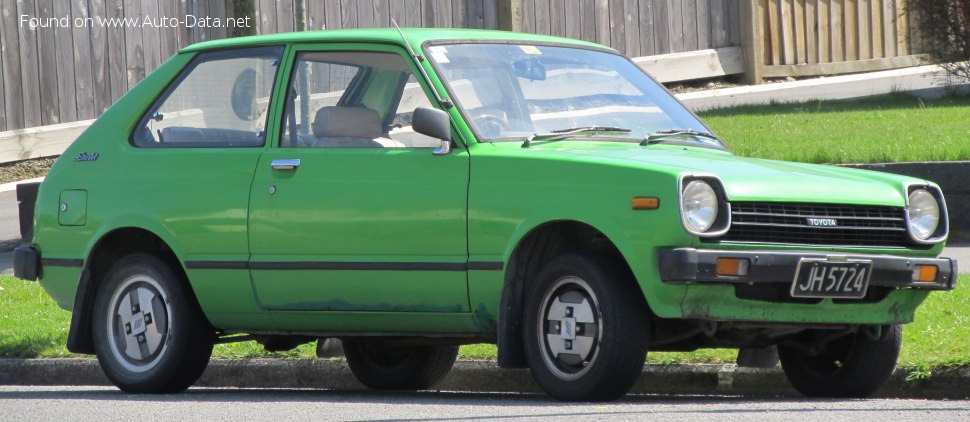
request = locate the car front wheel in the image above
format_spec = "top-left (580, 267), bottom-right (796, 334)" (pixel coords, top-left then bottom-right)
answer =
top-left (523, 253), bottom-right (650, 401)
top-left (92, 253), bottom-right (214, 393)
top-left (778, 324), bottom-right (901, 398)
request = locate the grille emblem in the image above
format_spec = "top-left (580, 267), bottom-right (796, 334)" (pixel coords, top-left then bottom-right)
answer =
top-left (806, 218), bottom-right (838, 227)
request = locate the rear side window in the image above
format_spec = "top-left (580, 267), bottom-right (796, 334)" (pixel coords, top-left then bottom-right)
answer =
top-left (132, 46), bottom-right (284, 147)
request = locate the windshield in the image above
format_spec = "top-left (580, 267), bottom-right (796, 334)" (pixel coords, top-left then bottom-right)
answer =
top-left (426, 43), bottom-right (722, 148)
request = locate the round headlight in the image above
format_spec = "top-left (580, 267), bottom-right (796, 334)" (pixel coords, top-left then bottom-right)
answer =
top-left (682, 180), bottom-right (719, 233)
top-left (907, 189), bottom-right (940, 241)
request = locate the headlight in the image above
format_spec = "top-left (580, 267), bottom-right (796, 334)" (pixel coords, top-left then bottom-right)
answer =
top-left (682, 180), bottom-right (719, 233)
top-left (907, 189), bottom-right (940, 241)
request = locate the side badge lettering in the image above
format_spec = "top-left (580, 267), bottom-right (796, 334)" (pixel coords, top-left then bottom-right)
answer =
top-left (73, 152), bottom-right (99, 162)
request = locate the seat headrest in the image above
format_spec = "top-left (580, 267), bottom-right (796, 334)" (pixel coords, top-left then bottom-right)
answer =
top-left (312, 106), bottom-right (383, 139)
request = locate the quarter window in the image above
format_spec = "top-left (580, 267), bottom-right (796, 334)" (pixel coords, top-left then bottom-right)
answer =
top-left (133, 46), bottom-right (284, 147)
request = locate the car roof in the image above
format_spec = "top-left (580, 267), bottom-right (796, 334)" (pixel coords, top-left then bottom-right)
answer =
top-left (181, 27), bottom-right (611, 53)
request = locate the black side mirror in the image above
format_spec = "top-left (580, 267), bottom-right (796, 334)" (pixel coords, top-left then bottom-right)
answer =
top-left (412, 107), bottom-right (451, 142)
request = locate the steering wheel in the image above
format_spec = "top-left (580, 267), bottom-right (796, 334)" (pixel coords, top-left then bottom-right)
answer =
top-left (474, 114), bottom-right (510, 138)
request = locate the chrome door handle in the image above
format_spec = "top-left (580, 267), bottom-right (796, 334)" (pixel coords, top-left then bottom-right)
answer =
top-left (271, 159), bottom-right (301, 170)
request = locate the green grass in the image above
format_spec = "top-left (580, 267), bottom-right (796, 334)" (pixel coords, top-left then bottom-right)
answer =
top-left (698, 92), bottom-right (970, 164)
top-left (2, 274), bottom-right (967, 369)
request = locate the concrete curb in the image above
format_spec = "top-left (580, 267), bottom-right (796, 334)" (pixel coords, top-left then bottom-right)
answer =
top-left (1, 358), bottom-right (967, 399)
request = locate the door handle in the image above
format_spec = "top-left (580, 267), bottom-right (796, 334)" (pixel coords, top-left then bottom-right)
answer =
top-left (271, 159), bottom-right (301, 170)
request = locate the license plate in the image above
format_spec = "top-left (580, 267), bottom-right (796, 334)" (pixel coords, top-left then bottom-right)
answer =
top-left (790, 258), bottom-right (872, 299)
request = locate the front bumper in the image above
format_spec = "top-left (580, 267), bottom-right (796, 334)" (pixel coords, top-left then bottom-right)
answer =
top-left (659, 248), bottom-right (957, 291)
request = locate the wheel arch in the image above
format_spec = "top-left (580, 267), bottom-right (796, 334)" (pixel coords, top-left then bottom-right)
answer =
top-left (496, 219), bottom-right (643, 368)
top-left (66, 225), bottom-right (199, 354)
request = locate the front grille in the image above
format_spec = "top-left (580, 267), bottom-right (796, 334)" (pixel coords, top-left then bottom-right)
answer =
top-left (704, 202), bottom-right (914, 248)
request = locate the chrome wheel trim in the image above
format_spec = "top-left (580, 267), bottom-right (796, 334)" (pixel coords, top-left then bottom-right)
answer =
top-left (536, 276), bottom-right (603, 381)
top-left (106, 275), bottom-right (172, 373)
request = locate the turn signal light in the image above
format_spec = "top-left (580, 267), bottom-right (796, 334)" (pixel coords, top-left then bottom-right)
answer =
top-left (716, 258), bottom-right (749, 276)
top-left (913, 265), bottom-right (938, 282)
top-left (632, 197), bottom-right (660, 210)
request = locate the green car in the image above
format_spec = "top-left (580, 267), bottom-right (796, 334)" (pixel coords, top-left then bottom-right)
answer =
top-left (13, 28), bottom-right (956, 401)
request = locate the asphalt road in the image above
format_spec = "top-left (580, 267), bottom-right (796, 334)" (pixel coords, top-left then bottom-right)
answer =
top-left (0, 386), bottom-right (967, 421)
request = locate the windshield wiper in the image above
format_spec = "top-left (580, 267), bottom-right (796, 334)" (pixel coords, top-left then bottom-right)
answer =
top-left (522, 126), bottom-right (631, 148)
top-left (640, 129), bottom-right (721, 146)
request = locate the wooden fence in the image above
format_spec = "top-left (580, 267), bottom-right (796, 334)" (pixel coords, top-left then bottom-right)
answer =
top-left (742, 0), bottom-right (926, 81)
top-left (518, 0), bottom-right (741, 58)
top-left (0, 0), bottom-right (228, 132)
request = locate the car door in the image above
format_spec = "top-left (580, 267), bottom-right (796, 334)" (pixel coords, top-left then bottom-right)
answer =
top-left (248, 43), bottom-right (471, 318)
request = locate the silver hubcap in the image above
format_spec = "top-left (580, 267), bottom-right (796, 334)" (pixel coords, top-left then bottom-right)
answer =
top-left (107, 275), bottom-right (171, 373)
top-left (537, 276), bottom-right (602, 380)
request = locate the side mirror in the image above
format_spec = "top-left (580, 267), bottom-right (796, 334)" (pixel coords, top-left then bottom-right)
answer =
top-left (412, 107), bottom-right (452, 155)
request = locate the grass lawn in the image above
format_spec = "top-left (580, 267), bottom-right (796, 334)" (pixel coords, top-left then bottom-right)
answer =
top-left (698, 93), bottom-right (970, 164)
top-left (2, 274), bottom-right (967, 370)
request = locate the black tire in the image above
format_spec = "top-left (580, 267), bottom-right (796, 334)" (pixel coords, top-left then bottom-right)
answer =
top-left (778, 324), bottom-right (902, 398)
top-left (92, 253), bottom-right (214, 393)
top-left (523, 253), bottom-right (650, 401)
top-left (343, 340), bottom-right (458, 390)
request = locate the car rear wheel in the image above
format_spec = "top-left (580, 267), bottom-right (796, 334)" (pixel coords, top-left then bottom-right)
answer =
top-left (523, 253), bottom-right (650, 401)
top-left (778, 324), bottom-right (901, 398)
top-left (92, 253), bottom-right (213, 393)
top-left (343, 340), bottom-right (458, 390)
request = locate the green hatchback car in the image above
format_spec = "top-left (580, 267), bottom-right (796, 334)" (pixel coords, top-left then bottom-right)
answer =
top-left (14, 28), bottom-right (956, 401)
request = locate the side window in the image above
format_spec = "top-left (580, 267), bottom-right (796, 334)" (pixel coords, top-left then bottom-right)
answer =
top-left (281, 51), bottom-right (441, 148)
top-left (133, 46), bottom-right (283, 147)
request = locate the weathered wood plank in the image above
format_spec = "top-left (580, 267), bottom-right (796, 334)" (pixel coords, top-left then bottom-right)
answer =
top-left (276, 0), bottom-right (294, 33)
top-left (669, 0), bottom-right (684, 52)
top-left (869, 0), bottom-right (881, 58)
top-left (520, 0), bottom-right (535, 32)
top-left (907, 4), bottom-right (922, 54)
top-left (564, 0), bottom-right (582, 39)
top-left (637, 0), bottom-right (656, 55)
top-left (306, 0), bottom-right (326, 29)
top-left (15, 0), bottom-right (41, 127)
top-left (534, 0), bottom-right (550, 35)
top-left (106, 0), bottom-right (127, 103)
top-left (830, 0), bottom-right (844, 62)
top-left (779, 0), bottom-right (795, 64)
top-left (36, 0), bottom-right (59, 125)
top-left (123, 0), bottom-right (145, 91)
top-left (793, 0), bottom-right (806, 64)
top-left (549, 0), bottom-right (564, 36)
top-left (212, 0), bottom-right (229, 39)
top-left (681, 0), bottom-right (697, 52)
top-left (881, 0), bottom-right (894, 57)
top-left (1, 0), bottom-right (25, 129)
top-left (696, 0), bottom-right (710, 50)
top-left (817, 0), bottom-right (830, 63)
top-left (341, 0), bottom-right (359, 29)
top-left (740, 0), bottom-right (765, 83)
top-left (51, 0), bottom-right (76, 123)
top-left (709, 0), bottom-right (726, 48)
top-left (435, 0), bottom-right (452, 26)
top-left (843, 0), bottom-right (857, 60)
top-left (624, 0), bottom-right (640, 56)
top-left (88, 0), bottom-right (111, 115)
top-left (727, 0), bottom-right (740, 45)
top-left (651, 0), bottom-right (669, 53)
top-left (805, 0), bottom-right (817, 64)
top-left (483, 0), bottom-right (498, 29)
top-left (141, 0), bottom-right (161, 74)
top-left (761, 53), bottom-right (924, 77)
top-left (766, 0), bottom-right (780, 65)
top-left (451, 0), bottom-right (466, 28)
top-left (422, 0), bottom-right (436, 27)
top-left (0, 34), bottom-right (5, 130)
top-left (895, 0), bottom-right (907, 56)
top-left (258, 0), bottom-right (277, 33)
top-left (158, 0), bottom-right (178, 58)
top-left (404, 0), bottom-right (422, 27)
top-left (608, 0), bottom-right (625, 54)
top-left (857, 0), bottom-right (870, 59)
top-left (71, 0), bottom-right (96, 120)
top-left (632, 46), bottom-right (745, 82)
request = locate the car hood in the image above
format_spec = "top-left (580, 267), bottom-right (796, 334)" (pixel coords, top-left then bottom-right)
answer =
top-left (531, 144), bottom-right (925, 207)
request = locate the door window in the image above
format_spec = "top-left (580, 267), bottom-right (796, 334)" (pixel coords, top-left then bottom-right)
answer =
top-left (132, 46), bottom-right (283, 147)
top-left (281, 51), bottom-right (440, 148)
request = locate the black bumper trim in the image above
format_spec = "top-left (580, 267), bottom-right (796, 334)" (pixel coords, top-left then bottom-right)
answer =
top-left (658, 248), bottom-right (957, 290)
top-left (40, 258), bottom-right (84, 267)
top-left (13, 246), bottom-right (39, 281)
